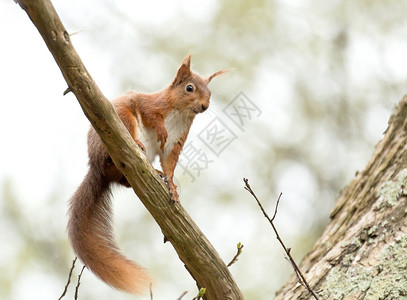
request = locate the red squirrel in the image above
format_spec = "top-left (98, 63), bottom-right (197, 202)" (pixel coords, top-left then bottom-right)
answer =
top-left (67, 54), bottom-right (226, 294)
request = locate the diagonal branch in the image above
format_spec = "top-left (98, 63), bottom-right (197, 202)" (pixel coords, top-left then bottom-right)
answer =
top-left (14, 0), bottom-right (242, 299)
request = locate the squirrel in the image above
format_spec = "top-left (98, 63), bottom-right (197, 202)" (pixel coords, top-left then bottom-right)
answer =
top-left (67, 54), bottom-right (226, 294)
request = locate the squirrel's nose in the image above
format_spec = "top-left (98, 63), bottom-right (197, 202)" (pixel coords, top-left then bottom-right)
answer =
top-left (201, 104), bottom-right (208, 111)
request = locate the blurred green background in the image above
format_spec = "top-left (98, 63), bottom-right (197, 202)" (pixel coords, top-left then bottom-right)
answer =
top-left (1, 0), bottom-right (407, 299)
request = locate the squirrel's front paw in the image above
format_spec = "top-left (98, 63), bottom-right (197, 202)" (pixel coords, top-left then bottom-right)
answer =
top-left (156, 129), bottom-right (168, 152)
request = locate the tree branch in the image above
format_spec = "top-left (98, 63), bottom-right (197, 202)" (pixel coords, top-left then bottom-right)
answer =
top-left (14, 0), bottom-right (242, 299)
top-left (243, 180), bottom-right (319, 299)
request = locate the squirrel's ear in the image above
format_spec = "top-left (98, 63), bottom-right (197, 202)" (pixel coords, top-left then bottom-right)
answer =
top-left (181, 54), bottom-right (192, 69)
top-left (206, 69), bottom-right (230, 84)
top-left (172, 54), bottom-right (192, 86)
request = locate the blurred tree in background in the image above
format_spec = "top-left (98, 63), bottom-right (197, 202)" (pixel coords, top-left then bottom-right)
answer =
top-left (1, 0), bottom-right (407, 299)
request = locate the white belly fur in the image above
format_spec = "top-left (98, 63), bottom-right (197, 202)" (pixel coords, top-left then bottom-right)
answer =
top-left (136, 111), bottom-right (191, 164)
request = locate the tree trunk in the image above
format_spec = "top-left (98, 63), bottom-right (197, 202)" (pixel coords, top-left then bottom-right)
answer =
top-left (275, 95), bottom-right (407, 299)
top-left (14, 0), bottom-right (243, 299)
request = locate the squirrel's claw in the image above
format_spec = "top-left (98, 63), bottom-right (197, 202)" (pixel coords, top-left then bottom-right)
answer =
top-left (169, 190), bottom-right (180, 203)
top-left (162, 175), bottom-right (179, 203)
top-left (156, 169), bottom-right (165, 178)
top-left (135, 140), bottom-right (147, 153)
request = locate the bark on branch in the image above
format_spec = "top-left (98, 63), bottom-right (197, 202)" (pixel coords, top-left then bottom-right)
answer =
top-left (14, 0), bottom-right (243, 299)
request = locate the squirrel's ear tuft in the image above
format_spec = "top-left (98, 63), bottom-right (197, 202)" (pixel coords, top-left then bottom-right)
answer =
top-left (206, 69), bottom-right (230, 84)
top-left (181, 54), bottom-right (192, 69)
top-left (172, 54), bottom-right (192, 86)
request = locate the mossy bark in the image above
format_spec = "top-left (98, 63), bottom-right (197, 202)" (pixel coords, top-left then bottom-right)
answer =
top-left (275, 96), bottom-right (407, 299)
top-left (14, 0), bottom-right (243, 299)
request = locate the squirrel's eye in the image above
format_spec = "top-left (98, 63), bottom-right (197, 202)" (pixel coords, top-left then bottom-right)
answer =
top-left (186, 84), bottom-right (194, 92)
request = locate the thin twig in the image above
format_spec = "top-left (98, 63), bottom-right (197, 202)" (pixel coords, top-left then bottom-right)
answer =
top-left (227, 242), bottom-right (244, 267)
top-left (74, 265), bottom-right (86, 300)
top-left (271, 192), bottom-right (282, 222)
top-left (58, 257), bottom-right (77, 300)
top-left (285, 256), bottom-right (303, 285)
top-left (176, 291), bottom-right (188, 300)
top-left (243, 178), bottom-right (320, 300)
top-left (150, 282), bottom-right (153, 300)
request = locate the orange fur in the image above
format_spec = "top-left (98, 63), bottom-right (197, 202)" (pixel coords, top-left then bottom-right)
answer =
top-left (68, 54), bottom-right (225, 294)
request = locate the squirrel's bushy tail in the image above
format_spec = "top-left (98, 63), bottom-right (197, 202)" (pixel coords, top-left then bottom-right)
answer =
top-left (67, 167), bottom-right (151, 294)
